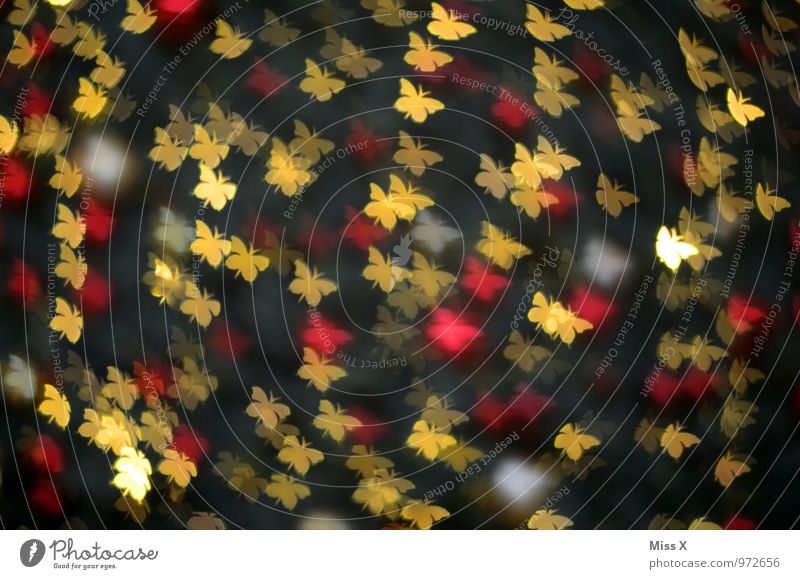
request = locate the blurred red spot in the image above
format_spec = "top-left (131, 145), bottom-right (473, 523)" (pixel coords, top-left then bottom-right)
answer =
top-left (208, 322), bottom-right (252, 360)
top-left (173, 425), bottom-right (209, 463)
top-left (247, 60), bottom-right (288, 98)
top-left (22, 83), bottom-right (52, 117)
top-left (727, 295), bottom-right (765, 334)
top-left (132, 361), bottom-right (166, 399)
top-left (1, 156), bottom-right (33, 204)
top-left (347, 406), bottom-right (388, 446)
top-left (30, 480), bottom-right (62, 517)
top-left (346, 120), bottom-right (389, 163)
top-left (647, 368), bottom-right (714, 406)
top-left (569, 285), bottom-right (614, 327)
top-left (542, 179), bottom-right (576, 218)
top-left (8, 259), bottom-right (41, 304)
top-left (342, 206), bottom-right (389, 250)
top-left (84, 200), bottom-right (113, 244)
top-left (459, 256), bottom-right (509, 303)
top-left (75, 268), bottom-right (110, 314)
top-left (301, 313), bottom-right (353, 353)
top-left (491, 90), bottom-right (532, 132)
top-left (724, 515), bottom-right (756, 530)
top-left (31, 22), bottom-right (55, 60)
top-left (573, 44), bottom-right (610, 85)
top-left (425, 308), bottom-right (483, 356)
top-left (26, 435), bottom-right (65, 475)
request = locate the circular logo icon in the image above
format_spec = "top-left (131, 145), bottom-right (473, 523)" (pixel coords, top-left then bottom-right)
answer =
top-left (20, 539), bottom-right (46, 567)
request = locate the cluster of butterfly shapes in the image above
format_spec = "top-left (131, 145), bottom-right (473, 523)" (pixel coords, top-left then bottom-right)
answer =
top-left (0, 0), bottom-right (795, 529)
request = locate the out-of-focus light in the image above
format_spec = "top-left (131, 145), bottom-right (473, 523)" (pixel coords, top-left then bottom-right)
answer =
top-left (580, 237), bottom-right (631, 289)
top-left (79, 134), bottom-right (130, 191)
top-left (299, 511), bottom-right (349, 530)
top-left (112, 447), bottom-right (152, 502)
top-left (490, 456), bottom-right (553, 510)
top-left (45, 0), bottom-right (73, 6)
top-left (655, 226), bottom-right (699, 272)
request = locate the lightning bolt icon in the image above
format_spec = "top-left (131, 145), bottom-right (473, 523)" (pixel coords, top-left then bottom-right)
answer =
top-left (28, 542), bottom-right (38, 563)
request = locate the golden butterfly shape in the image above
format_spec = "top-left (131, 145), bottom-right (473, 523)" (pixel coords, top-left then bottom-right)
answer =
top-left (503, 330), bottom-right (552, 372)
top-left (395, 78), bottom-right (444, 123)
top-left (345, 445), bottom-right (395, 478)
top-left (527, 509), bottom-right (573, 530)
top-left (407, 419), bottom-right (456, 460)
top-left (225, 236), bottom-right (270, 282)
top-left (533, 47), bottom-right (579, 86)
top-left (245, 386), bottom-right (290, 431)
top-left (73, 78), bottom-right (108, 119)
top-left (290, 119), bottom-right (334, 165)
top-left (313, 400), bottom-right (362, 442)
top-left (660, 422), bottom-right (700, 459)
top-left (52, 203), bottom-right (85, 248)
top-left (49, 155), bottom-right (83, 197)
top-left (364, 174), bottom-right (433, 230)
top-left (265, 138), bottom-right (312, 196)
top-left (297, 347), bottom-right (347, 393)
top-left (533, 77), bottom-right (580, 118)
top-left (755, 182), bottom-right (790, 220)
top-left (336, 38), bottom-right (383, 79)
top-left (525, 4), bottom-right (571, 42)
top-left (509, 183), bottom-right (559, 220)
top-left (189, 125), bottom-right (229, 169)
top-left (265, 474), bottom-right (310, 510)
top-left (427, 2), bottom-right (476, 40)
top-left (210, 20), bottom-right (252, 59)
top-left (9, 30), bottom-right (36, 68)
top-left (401, 500), bottom-right (449, 530)
top-left (277, 436), bottom-right (324, 476)
top-left (121, 0), bottom-right (157, 34)
top-left (610, 74), bottom-right (655, 117)
top-left (259, 9), bottom-right (300, 47)
top-left (50, 297), bottom-right (83, 344)
top-left (90, 50), bottom-right (126, 89)
top-left (715, 452), bottom-right (751, 488)
top-left (55, 244), bottom-right (87, 290)
top-left (180, 287), bottom-right (221, 328)
top-left (190, 220), bottom-right (231, 267)
top-left (112, 447), bottom-right (152, 502)
top-left (394, 130), bottom-right (443, 176)
top-left (158, 450), bottom-right (197, 488)
top-left (149, 127), bottom-right (188, 171)
top-left (420, 395), bottom-right (467, 433)
top-left (51, 11), bottom-right (80, 45)
top-left (534, 135), bottom-right (580, 180)
top-left (300, 59), bottom-right (345, 102)
top-left (656, 226), bottom-right (699, 272)
top-left (289, 259), bottom-right (337, 306)
top-left (727, 88), bottom-right (765, 127)
top-left (39, 383), bottom-right (71, 429)
top-left (511, 143), bottom-right (542, 189)
top-left (0, 115), bottom-right (19, 154)
top-left (404, 31), bottom-right (452, 72)
top-left (554, 423), bottom-right (600, 461)
top-left (596, 173), bottom-right (638, 217)
top-left (363, 246), bottom-right (412, 293)
top-left (634, 418), bottom-right (664, 454)
top-left (410, 251), bottom-right (455, 298)
top-left (617, 108), bottom-right (661, 142)
top-left (475, 154), bottom-right (515, 200)
top-left (475, 221), bottom-right (531, 270)
top-left (193, 164), bottom-right (236, 210)
top-left (7, 0), bottom-right (36, 27)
